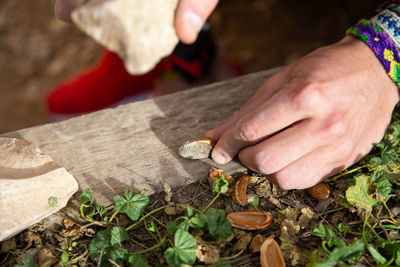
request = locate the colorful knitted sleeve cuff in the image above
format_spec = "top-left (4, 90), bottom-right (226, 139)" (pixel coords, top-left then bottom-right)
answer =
top-left (346, 19), bottom-right (400, 86)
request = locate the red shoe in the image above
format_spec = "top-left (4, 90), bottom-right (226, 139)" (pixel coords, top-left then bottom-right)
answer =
top-left (46, 50), bottom-right (155, 118)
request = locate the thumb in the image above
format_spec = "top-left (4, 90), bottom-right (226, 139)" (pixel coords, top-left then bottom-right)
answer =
top-left (55, 0), bottom-right (88, 23)
top-left (175, 0), bottom-right (219, 44)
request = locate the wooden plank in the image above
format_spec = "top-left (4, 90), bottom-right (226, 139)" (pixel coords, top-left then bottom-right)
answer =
top-left (2, 69), bottom-right (278, 205)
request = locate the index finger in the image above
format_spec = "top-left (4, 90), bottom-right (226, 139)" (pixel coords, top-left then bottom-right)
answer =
top-left (204, 67), bottom-right (288, 141)
top-left (211, 83), bottom-right (310, 164)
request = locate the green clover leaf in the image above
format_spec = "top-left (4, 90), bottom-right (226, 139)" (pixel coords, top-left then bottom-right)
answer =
top-left (212, 175), bottom-right (229, 194)
top-left (372, 171), bottom-right (392, 199)
top-left (164, 229), bottom-right (197, 267)
top-left (127, 255), bottom-right (149, 267)
top-left (167, 219), bottom-right (190, 235)
top-left (346, 174), bottom-right (377, 215)
top-left (79, 188), bottom-right (94, 205)
top-left (89, 229), bottom-right (112, 266)
top-left (204, 208), bottom-right (232, 240)
top-left (48, 196), bottom-right (58, 208)
top-left (313, 223), bottom-right (346, 248)
top-left (189, 213), bottom-right (207, 229)
top-left (15, 257), bottom-right (38, 267)
top-left (114, 189), bottom-right (149, 221)
top-left (111, 226), bottom-right (130, 246)
top-left (89, 227), bottom-right (129, 266)
top-left (323, 240), bottom-right (365, 265)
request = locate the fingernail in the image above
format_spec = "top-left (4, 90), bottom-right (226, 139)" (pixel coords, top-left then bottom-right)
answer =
top-left (212, 151), bottom-right (227, 164)
top-left (183, 10), bottom-right (204, 35)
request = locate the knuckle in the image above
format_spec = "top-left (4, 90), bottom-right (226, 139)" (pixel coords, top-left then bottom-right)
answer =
top-left (235, 122), bottom-right (258, 142)
top-left (335, 139), bottom-right (354, 159)
top-left (254, 153), bottom-right (278, 175)
top-left (273, 171), bottom-right (296, 190)
top-left (229, 109), bottom-right (242, 122)
top-left (320, 116), bottom-right (347, 138)
top-left (290, 82), bottom-right (326, 113)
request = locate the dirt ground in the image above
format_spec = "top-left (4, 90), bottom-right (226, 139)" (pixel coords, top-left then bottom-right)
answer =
top-left (0, 171), bottom-right (357, 266)
top-left (0, 0), bottom-right (381, 134)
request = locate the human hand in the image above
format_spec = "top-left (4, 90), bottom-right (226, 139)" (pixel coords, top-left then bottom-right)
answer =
top-left (204, 36), bottom-right (400, 189)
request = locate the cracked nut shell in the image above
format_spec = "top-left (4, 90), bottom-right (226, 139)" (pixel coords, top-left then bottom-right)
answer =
top-left (306, 183), bottom-right (330, 201)
top-left (231, 175), bottom-right (252, 206)
top-left (249, 234), bottom-right (267, 253)
top-left (226, 210), bottom-right (273, 230)
top-left (260, 236), bottom-right (285, 267)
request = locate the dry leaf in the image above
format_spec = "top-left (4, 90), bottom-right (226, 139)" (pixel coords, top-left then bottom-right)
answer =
top-left (178, 137), bottom-right (215, 159)
top-left (38, 247), bottom-right (57, 267)
top-left (232, 228), bottom-right (248, 238)
top-left (63, 217), bottom-right (80, 229)
top-left (234, 232), bottom-right (252, 251)
top-left (249, 234), bottom-right (267, 253)
top-left (254, 177), bottom-right (287, 198)
top-left (306, 183), bottom-right (330, 201)
top-left (226, 210), bottom-right (273, 230)
top-left (161, 181), bottom-right (172, 203)
top-left (24, 231), bottom-right (41, 249)
top-left (61, 228), bottom-right (84, 240)
top-left (315, 198), bottom-right (334, 212)
top-left (298, 207), bottom-right (315, 229)
top-left (260, 236), bottom-right (285, 267)
top-left (196, 243), bottom-right (220, 264)
top-left (164, 204), bottom-right (187, 215)
top-left (231, 175), bottom-right (252, 206)
top-left (62, 217), bottom-right (84, 240)
top-left (1, 238), bottom-right (16, 253)
top-left (279, 207), bottom-right (299, 221)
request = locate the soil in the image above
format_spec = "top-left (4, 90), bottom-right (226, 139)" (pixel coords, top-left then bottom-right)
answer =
top-left (0, 0), bottom-right (381, 133)
top-left (0, 170), bottom-right (350, 266)
top-left (3, 166), bottom-right (398, 266)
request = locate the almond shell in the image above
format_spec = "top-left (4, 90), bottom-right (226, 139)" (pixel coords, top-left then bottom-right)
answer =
top-left (260, 236), bottom-right (285, 267)
top-left (226, 210), bottom-right (273, 230)
top-left (249, 234), bottom-right (267, 253)
top-left (231, 175), bottom-right (252, 206)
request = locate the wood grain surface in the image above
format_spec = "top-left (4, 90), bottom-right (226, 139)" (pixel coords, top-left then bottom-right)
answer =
top-left (1, 69), bottom-right (278, 205)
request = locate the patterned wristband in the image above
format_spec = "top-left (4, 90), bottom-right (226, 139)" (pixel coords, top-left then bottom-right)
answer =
top-left (346, 19), bottom-right (400, 86)
top-left (372, 9), bottom-right (400, 47)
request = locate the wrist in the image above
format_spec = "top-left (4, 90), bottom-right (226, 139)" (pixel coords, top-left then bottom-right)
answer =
top-left (338, 35), bottom-right (400, 103)
top-left (346, 19), bottom-right (400, 90)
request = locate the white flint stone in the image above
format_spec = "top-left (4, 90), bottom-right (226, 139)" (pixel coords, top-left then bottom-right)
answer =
top-left (72, 0), bottom-right (179, 74)
top-left (0, 138), bottom-right (78, 241)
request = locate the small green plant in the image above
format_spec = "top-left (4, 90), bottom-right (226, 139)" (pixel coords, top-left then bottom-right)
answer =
top-left (48, 196), bottom-right (58, 208)
top-left (15, 257), bottom-right (38, 267)
top-left (73, 173), bottom-right (233, 266)
top-left (311, 110), bottom-right (400, 265)
top-left (62, 241), bottom-right (77, 252)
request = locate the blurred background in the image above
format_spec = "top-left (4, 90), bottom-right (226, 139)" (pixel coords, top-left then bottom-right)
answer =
top-left (0, 0), bottom-right (381, 133)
